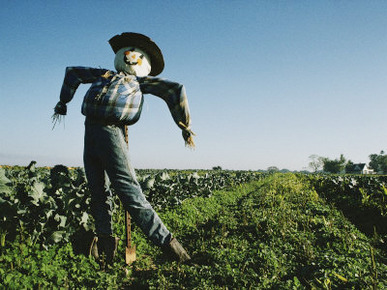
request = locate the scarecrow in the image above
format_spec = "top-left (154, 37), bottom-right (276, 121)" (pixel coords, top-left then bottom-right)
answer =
top-left (52, 32), bottom-right (194, 266)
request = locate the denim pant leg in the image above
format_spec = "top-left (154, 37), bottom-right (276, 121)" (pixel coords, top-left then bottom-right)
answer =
top-left (84, 121), bottom-right (172, 247)
top-left (84, 129), bottom-right (114, 235)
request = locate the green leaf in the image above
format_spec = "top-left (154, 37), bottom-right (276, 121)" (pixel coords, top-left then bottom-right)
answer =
top-left (0, 196), bottom-right (10, 205)
top-left (143, 177), bottom-right (155, 190)
top-left (29, 181), bottom-right (46, 206)
top-left (54, 214), bottom-right (67, 228)
top-left (50, 231), bottom-right (65, 243)
top-left (45, 209), bottom-right (55, 220)
top-left (80, 212), bottom-right (90, 230)
top-left (0, 168), bottom-right (12, 194)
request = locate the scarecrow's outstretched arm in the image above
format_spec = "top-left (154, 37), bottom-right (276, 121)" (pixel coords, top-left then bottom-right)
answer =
top-left (58, 66), bottom-right (109, 107)
top-left (52, 67), bottom-right (109, 127)
top-left (138, 76), bottom-right (195, 147)
top-left (138, 76), bottom-right (195, 148)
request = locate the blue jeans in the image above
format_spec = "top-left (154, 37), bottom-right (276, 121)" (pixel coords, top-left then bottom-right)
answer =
top-left (83, 119), bottom-right (172, 247)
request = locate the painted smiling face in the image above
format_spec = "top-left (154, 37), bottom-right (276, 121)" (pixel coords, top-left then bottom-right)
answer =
top-left (114, 47), bottom-right (151, 76)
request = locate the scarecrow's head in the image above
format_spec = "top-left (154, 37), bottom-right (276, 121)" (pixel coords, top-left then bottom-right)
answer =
top-left (114, 47), bottom-right (151, 76)
top-left (109, 32), bottom-right (164, 76)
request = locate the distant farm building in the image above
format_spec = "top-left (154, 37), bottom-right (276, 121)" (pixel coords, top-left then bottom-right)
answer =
top-left (346, 163), bottom-right (374, 174)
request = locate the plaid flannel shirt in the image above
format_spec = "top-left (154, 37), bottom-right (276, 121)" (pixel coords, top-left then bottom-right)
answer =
top-left (59, 66), bottom-right (192, 134)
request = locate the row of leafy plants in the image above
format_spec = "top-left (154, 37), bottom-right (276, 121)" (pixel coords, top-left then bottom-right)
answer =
top-left (149, 173), bottom-right (387, 289)
top-left (304, 173), bottom-right (387, 251)
top-left (1, 172), bottom-right (387, 288)
top-left (0, 162), bottom-right (262, 250)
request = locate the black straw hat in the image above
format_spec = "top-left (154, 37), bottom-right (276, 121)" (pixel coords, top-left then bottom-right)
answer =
top-left (108, 32), bottom-right (164, 76)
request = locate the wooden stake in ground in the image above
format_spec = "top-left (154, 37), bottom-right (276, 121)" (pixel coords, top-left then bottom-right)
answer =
top-left (125, 211), bottom-right (136, 264)
top-left (124, 125), bottom-right (136, 264)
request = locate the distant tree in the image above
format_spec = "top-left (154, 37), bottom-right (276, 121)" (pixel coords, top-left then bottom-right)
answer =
top-left (322, 154), bottom-right (346, 174)
top-left (345, 160), bottom-right (354, 173)
top-left (267, 166), bottom-right (279, 173)
top-left (212, 166), bottom-right (222, 170)
top-left (369, 151), bottom-right (387, 174)
top-left (308, 154), bottom-right (324, 172)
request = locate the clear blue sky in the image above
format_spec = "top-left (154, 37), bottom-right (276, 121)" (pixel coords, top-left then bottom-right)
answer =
top-left (1, 1), bottom-right (387, 171)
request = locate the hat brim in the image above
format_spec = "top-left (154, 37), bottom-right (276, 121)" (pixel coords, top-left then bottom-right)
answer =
top-left (109, 32), bottom-right (164, 76)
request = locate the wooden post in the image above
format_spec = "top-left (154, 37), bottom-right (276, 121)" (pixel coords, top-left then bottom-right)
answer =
top-left (124, 125), bottom-right (136, 264)
top-left (125, 210), bottom-right (136, 264)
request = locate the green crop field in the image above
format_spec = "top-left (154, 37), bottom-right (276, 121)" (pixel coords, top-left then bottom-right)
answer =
top-left (0, 163), bottom-right (386, 288)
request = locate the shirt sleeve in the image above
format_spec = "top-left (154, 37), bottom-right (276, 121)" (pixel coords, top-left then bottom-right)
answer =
top-left (137, 76), bottom-right (192, 132)
top-left (59, 66), bottom-right (110, 104)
